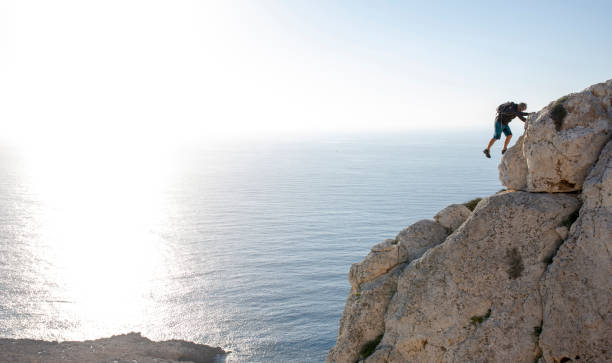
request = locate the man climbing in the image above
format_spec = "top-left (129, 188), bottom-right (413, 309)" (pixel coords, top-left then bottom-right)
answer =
top-left (483, 102), bottom-right (530, 158)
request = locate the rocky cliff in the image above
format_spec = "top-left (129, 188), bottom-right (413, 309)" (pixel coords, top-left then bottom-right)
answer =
top-left (328, 80), bottom-right (611, 363)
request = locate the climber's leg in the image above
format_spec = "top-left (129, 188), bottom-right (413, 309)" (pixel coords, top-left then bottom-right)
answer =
top-left (487, 138), bottom-right (496, 150)
top-left (502, 125), bottom-right (512, 154)
top-left (484, 121), bottom-right (503, 158)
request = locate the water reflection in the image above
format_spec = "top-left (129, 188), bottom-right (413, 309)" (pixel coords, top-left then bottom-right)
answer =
top-left (4, 146), bottom-right (175, 340)
top-left (1, 133), bottom-right (504, 361)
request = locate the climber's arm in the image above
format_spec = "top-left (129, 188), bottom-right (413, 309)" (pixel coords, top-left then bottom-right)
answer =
top-left (517, 111), bottom-right (530, 122)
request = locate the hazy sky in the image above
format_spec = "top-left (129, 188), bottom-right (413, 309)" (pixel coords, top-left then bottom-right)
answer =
top-left (1, 0), bottom-right (611, 148)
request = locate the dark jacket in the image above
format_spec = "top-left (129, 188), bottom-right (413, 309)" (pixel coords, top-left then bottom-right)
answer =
top-left (496, 102), bottom-right (529, 125)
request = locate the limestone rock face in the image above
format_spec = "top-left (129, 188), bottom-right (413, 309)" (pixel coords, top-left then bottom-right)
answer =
top-left (349, 220), bottom-right (448, 289)
top-left (349, 239), bottom-right (401, 288)
top-left (540, 140), bottom-right (612, 362)
top-left (327, 266), bottom-right (404, 363)
top-left (329, 220), bottom-right (449, 363)
top-left (433, 204), bottom-right (472, 232)
top-left (374, 192), bottom-right (579, 363)
top-left (499, 79), bottom-right (612, 192)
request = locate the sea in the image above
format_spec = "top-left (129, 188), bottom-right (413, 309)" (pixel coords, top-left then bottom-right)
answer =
top-left (0, 130), bottom-right (507, 362)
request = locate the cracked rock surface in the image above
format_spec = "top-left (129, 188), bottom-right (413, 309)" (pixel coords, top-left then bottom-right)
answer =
top-left (373, 192), bottom-right (578, 363)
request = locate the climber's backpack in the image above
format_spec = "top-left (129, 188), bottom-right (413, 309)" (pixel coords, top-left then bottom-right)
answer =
top-left (496, 102), bottom-right (515, 115)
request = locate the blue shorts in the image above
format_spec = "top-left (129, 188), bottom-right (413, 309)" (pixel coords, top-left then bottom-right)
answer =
top-left (493, 121), bottom-right (512, 140)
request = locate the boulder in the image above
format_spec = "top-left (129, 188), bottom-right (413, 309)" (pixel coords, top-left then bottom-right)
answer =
top-left (540, 140), bottom-right (612, 362)
top-left (396, 219), bottom-right (448, 262)
top-left (499, 79), bottom-right (612, 192)
top-left (434, 204), bottom-right (472, 232)
top-left (499, 134), bottom-right (528, 190)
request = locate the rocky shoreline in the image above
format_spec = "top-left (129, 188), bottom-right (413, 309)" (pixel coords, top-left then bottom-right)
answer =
top-left (0, 332), bottom-right (227, 363)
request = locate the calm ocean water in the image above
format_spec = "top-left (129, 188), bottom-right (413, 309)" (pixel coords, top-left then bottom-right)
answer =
top-left (0, 130), bottom-right (506, 362)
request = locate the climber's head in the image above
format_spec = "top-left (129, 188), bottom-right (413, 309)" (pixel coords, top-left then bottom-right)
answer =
top-left (518, 103), bottom-right (527, 111)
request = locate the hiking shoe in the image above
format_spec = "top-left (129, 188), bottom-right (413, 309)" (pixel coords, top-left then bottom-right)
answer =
top-left (483, 149), bottom-right (491, 158)
top-left (502, 148), bottom-right (507, 155)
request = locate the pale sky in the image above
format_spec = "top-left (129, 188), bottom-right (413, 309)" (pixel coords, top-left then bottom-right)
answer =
top-left (1, 0), bottom-right (611, 149)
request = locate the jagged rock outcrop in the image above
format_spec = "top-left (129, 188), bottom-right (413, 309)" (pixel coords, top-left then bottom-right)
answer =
top-left (329, 265), bottom-right (405, 363)
top-left (329, 220), bottom-right (449, 363)
top-left (500, 79), bottom-right (612, 192)
top-left (329, 80), bottom-right (612, 363)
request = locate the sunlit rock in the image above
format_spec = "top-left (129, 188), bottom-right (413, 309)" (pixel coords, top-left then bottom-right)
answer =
top-left (433, 204), bottom-right (472, 232)
top-left (376, 192), bottom-right (578, 362)
top-left (499, 134), bottom-right (528, 190)
top-left (540, 140), bottom-right (612, 362)
top-left (329, 220), bottom-right (448, 363)
top-left (500, 79), bottom-right (612, 192)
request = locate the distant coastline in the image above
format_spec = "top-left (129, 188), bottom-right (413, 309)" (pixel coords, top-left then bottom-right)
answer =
top-left (0, 332), bottom-right (227, 363)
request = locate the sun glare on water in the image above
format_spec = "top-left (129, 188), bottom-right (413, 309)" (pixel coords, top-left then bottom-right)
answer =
top-left (16, 143), bottom-right (180, 339)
